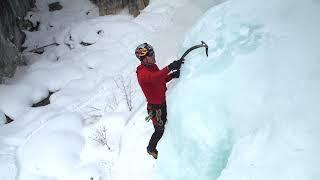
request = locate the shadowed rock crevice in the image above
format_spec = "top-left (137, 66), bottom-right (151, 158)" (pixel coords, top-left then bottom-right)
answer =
top-left (32, 91), bottom-right (54, 107)
top-left (49, 2), bottom-right (63, 11)
top-left (5, 115), bottom-right (14, 124)
top-left (80, 41), bottom-right (95, 46)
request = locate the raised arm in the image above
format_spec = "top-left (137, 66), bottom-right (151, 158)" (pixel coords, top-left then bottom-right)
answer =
top-left (138, 67), bottom-right (170, 83)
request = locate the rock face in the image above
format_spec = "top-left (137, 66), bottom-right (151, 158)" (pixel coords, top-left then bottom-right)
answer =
top-left (0, 0), bottom-right (35, 83)
top-left (48, 2), bottom-right (63, 12)
top-left (0, 0), bottom-right (148, 83)
top-left (93, 0), bottom-right (149, 17)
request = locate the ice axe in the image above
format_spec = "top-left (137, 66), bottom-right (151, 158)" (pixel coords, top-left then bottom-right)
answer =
top-left (180, 41), bottom-right (208, 60)
top-left (177, 41), bottom-right (209, 70)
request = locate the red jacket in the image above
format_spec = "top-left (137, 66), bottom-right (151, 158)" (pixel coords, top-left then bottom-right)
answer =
top-left (136, 63), bottom-right (172, 105)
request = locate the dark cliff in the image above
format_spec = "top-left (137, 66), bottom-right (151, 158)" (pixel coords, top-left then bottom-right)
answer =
top-left (0, 0), bottom-right (35, 83)
top-left (92, 0), bottom-right (149, 17)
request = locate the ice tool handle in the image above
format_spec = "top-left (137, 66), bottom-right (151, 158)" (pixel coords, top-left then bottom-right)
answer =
top-left (179, 41), bottom-right (209, 61)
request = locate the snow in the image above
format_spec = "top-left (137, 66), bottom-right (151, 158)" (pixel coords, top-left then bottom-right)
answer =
top-left (0, 110), bottom-right (5, 125)
top-left (18, 113), bottom-right (84, 177)
top-left (1, 0), bottom-right (320, 179)
top-left (0, 0), bottom-right (217, 179)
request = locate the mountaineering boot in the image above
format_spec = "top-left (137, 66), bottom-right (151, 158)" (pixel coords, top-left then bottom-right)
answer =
top-left (147, 148), bottom-right (158, 159)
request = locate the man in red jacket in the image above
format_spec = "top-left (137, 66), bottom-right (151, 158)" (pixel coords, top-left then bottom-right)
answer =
top-left (135, 43), bottom-right (183, 159)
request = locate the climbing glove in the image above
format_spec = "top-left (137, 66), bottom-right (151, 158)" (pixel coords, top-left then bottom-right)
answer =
top-left (168, 59), bottom-right (184, 71)
top-left (170, 70), bottom-right (180, 79)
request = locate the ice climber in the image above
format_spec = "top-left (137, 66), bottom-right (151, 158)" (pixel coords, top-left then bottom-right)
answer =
top-left (135, 43), bottom-right (184, 159)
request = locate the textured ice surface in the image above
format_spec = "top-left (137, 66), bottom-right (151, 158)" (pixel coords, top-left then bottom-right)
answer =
top-left (158, 0), bottom-right (320, 179)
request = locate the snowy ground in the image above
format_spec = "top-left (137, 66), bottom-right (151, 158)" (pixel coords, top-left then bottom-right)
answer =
top-left (2, 0), bottom-right (320, 180)
top-left (0, 0), bottom-right (218, 179)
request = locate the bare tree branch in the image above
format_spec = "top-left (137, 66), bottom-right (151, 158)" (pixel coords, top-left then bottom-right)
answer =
top-left (90, 125), bottom-right (111, 150)
top-left (113, 75), bottom-right (136, 111)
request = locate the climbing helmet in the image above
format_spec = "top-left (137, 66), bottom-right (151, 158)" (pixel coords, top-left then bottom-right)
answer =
top-left (135, 43), bottom-right (154, 60)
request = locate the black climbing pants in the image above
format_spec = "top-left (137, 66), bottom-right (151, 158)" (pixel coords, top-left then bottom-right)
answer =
top-left (147, 103), bottom-right (167, 152)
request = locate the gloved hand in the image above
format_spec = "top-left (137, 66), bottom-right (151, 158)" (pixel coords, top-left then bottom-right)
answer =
top-left (168, 59), bottom-right (184, 71)
top-left (170, 70), bottom-right (180, 79)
